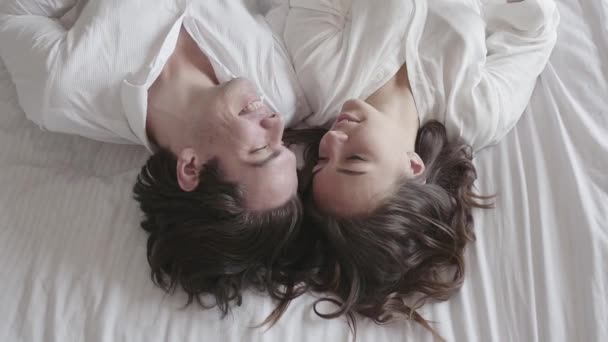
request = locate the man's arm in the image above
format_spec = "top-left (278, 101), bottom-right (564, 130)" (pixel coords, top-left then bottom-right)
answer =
top-left (0, 0), bottom-right (72, 130)
top-left (0, 0), bottom-right (76, 17)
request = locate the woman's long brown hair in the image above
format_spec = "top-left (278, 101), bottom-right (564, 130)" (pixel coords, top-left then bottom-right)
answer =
top-left (283, 120), bottom-right (494, 340)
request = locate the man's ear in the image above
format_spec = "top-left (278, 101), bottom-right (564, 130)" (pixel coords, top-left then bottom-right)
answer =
top-left (407, 152), bottom-right (426, 177)
top-left (176, 148), bottom-right (204, 192)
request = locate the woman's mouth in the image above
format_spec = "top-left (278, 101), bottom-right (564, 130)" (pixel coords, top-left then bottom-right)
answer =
top-left (335, 113), bottom-right (360, 124)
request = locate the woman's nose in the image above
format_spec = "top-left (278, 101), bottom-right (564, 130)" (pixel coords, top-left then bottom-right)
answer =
top-left (327, 130), bottom-right (348, 143)
top-left (320, 130), bottom-right (348, 157)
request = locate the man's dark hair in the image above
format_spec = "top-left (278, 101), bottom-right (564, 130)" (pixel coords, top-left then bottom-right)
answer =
top-left (133, 149), bottom-right (311, 321)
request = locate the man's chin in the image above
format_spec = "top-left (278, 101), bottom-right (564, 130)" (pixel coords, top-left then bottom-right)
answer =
top-left (243, 180), bottom-right (298, 211)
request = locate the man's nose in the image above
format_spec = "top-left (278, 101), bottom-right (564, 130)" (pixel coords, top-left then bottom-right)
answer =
top-left (262, 113), bottom-right (285, 146)
top-left (260, 112), bottom-right (282, 129)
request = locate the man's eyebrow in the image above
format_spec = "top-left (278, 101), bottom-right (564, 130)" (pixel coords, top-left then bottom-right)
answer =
top-left (247, 150), bottom-right (281, 168)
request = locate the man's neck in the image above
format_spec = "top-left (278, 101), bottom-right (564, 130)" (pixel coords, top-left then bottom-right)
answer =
top-left (146, 27), bottom-right (218, 152)
top-left (169, 27), bottom-right (218, 85)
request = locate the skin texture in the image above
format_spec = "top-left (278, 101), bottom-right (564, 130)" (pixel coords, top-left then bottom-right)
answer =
top-left (312, 65), bottom-right (425, 216)
top-left (146, 27), bottom-right (298, 211)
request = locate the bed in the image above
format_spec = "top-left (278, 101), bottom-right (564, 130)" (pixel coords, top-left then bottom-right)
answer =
top-left (0, 0), bottom-right (606, 341)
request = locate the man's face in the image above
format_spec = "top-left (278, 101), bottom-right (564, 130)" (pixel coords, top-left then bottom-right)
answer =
top-left (186, 78), bottom-right (298, 211)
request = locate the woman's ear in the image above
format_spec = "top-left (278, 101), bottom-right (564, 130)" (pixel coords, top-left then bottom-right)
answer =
top-left (407, 152), bottom-right (425, 177)
top-left (176, 148), bottom-right (203, 192)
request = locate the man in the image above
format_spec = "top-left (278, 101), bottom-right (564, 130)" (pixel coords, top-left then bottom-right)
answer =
top-left (0, 0), bottom-right (311, 313)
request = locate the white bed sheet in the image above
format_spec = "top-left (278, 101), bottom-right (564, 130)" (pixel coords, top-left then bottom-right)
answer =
top-left (1, 0), bottom-right (606, 341)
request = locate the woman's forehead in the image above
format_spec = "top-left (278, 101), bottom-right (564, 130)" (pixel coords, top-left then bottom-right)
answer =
top-left (313, 170), bottom-right (397, 216)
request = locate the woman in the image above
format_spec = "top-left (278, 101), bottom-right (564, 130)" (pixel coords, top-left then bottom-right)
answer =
top-left (282, 0), bottom-right (559, 337)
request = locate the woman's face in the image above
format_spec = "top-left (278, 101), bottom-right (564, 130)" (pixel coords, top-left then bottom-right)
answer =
top-left (312, 99), bottom-right (420, 216)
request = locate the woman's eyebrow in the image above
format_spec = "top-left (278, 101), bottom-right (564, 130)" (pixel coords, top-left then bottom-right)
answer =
top-left (312, 167), bottom-right (366, 177)
top-left (337, 168), bottom-right (366, 176)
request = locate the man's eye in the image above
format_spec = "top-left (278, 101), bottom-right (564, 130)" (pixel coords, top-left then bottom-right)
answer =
top-left (347, 155), bottom-right (365, 161)
top-left (251, 145), bottom-right (268, 153)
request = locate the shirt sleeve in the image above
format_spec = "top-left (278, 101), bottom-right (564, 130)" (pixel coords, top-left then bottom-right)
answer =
top-left (445, 0), bottom-right (560, 150)
top-left (0, 0), bottom-right (76, 17)
top-left (0, 10), bottom-right (68, 130)
top-left (0, 1), bottom-right (126, 143)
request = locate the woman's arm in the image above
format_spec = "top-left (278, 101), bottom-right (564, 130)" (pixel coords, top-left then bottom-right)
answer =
top-left (427, 0), bottom-right (560, 150)
top-left (479, 0), bottom-right (560, 148)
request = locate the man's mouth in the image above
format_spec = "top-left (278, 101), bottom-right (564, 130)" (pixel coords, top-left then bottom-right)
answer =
top-left (239, 99), bottom-right (266, 115)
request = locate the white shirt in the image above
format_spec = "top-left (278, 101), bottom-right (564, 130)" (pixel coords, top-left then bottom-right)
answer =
top-left (0, 0), bottom-right (310, 152)
top-left (282, 0), bottom-right (560, 151)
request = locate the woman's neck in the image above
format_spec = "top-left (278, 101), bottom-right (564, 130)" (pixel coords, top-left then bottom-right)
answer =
top-left (366, 64), bottom-right (420, 148)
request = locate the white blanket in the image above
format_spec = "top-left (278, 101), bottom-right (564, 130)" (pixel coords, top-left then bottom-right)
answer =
top-left (0, 0), bottom-right (606, 341)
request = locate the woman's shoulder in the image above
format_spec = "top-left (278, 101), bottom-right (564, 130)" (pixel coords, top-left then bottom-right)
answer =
top-left (284, 0), bottom-right (423, 126)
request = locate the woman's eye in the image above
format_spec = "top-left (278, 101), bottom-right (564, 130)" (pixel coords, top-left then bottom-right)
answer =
top-left (347, 155), bottom-right (365, 161)
top-left (312, 157), bottom-right (327, 174)
top-left (312, 163), bottom-right (324, 175)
